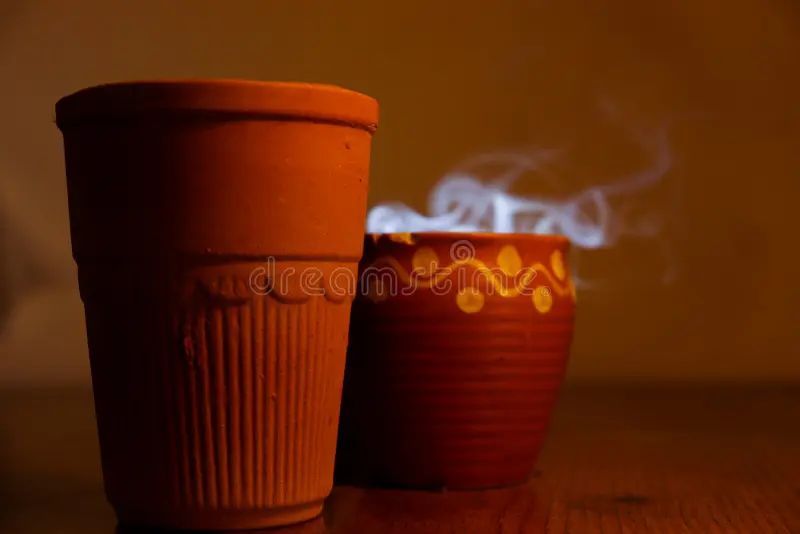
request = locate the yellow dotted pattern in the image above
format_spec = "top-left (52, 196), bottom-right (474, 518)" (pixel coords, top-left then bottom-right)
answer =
top-left (456, 287), bottom-right (485, 313)
top-left (365, 243), bottom-right (572, 314)
top-left (388, 232), bottom-right (415, 245)
top-left (550, 250), bottom-right (566, 281)
top-left (533, 286), bottom-right (553, 313)
top-left (412, 246), bottom-right (439, 276)
top-left (497, 245), bottom-right (523, 275)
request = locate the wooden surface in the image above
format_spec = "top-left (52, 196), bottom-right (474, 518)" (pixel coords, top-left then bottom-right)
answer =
top-left (1, 385), bottom-right (798, 533)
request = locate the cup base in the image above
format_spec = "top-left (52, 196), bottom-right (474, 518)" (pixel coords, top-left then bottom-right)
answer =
top-left (117, 499), bottom-right (324, 531)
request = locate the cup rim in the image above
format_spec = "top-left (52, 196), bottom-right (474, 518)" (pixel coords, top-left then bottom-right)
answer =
top-left (368, 231), bottom-right (569, 244)
top-left (55, 79), bottom-right (379, 133)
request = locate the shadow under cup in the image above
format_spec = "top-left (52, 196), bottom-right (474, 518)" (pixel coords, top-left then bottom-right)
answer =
top-left (338, 232), bottom-right (576, 489)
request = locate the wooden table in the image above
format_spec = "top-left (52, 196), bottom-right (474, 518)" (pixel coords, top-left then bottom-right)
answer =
top-left (1, 386), bottom-right (798, 533)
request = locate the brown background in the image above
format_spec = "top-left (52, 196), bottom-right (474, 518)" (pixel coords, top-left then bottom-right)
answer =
top-left (0, 0), bottom-right (798, 385)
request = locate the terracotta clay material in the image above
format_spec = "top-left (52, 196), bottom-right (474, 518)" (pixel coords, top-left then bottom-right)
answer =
top-left (56, 80), bottom-right (378, 530)
top-left (338, 232), bottom-right (575, 489)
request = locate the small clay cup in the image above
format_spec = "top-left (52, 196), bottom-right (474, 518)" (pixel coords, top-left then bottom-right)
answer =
top-left (338, 232), bottom-right (575, 489)
top-left (56, 80), bottom-right (378, 530)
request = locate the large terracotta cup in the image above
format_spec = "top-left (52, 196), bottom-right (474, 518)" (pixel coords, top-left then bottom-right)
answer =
top-left (56, 80), bottom-right (378, 530)
top-left (339, 232), bottom-right (575, 489)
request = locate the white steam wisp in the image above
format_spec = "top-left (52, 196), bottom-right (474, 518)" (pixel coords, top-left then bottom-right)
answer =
top-left (367, 127), bottom-right (671, 250)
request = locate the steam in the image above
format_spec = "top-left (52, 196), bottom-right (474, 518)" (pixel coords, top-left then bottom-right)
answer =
top-left (367, 126), bottom-right (671, 250)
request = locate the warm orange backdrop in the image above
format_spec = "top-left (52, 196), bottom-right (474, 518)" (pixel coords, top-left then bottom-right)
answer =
top-left (1, 0), bottom-right (798, 384)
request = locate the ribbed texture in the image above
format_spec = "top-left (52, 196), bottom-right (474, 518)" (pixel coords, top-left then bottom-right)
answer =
top-left (163, 292), bottom-right (342, 509)
top-left (340, 305), bottom-right (574, 489)
top-left (85, 271), bottom-right (350, 527)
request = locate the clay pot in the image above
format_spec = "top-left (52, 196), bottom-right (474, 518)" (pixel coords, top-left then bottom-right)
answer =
top-left (56, 80), bottom-right (378, 530)
top-left (338, 232), bottom-right (575, 489)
